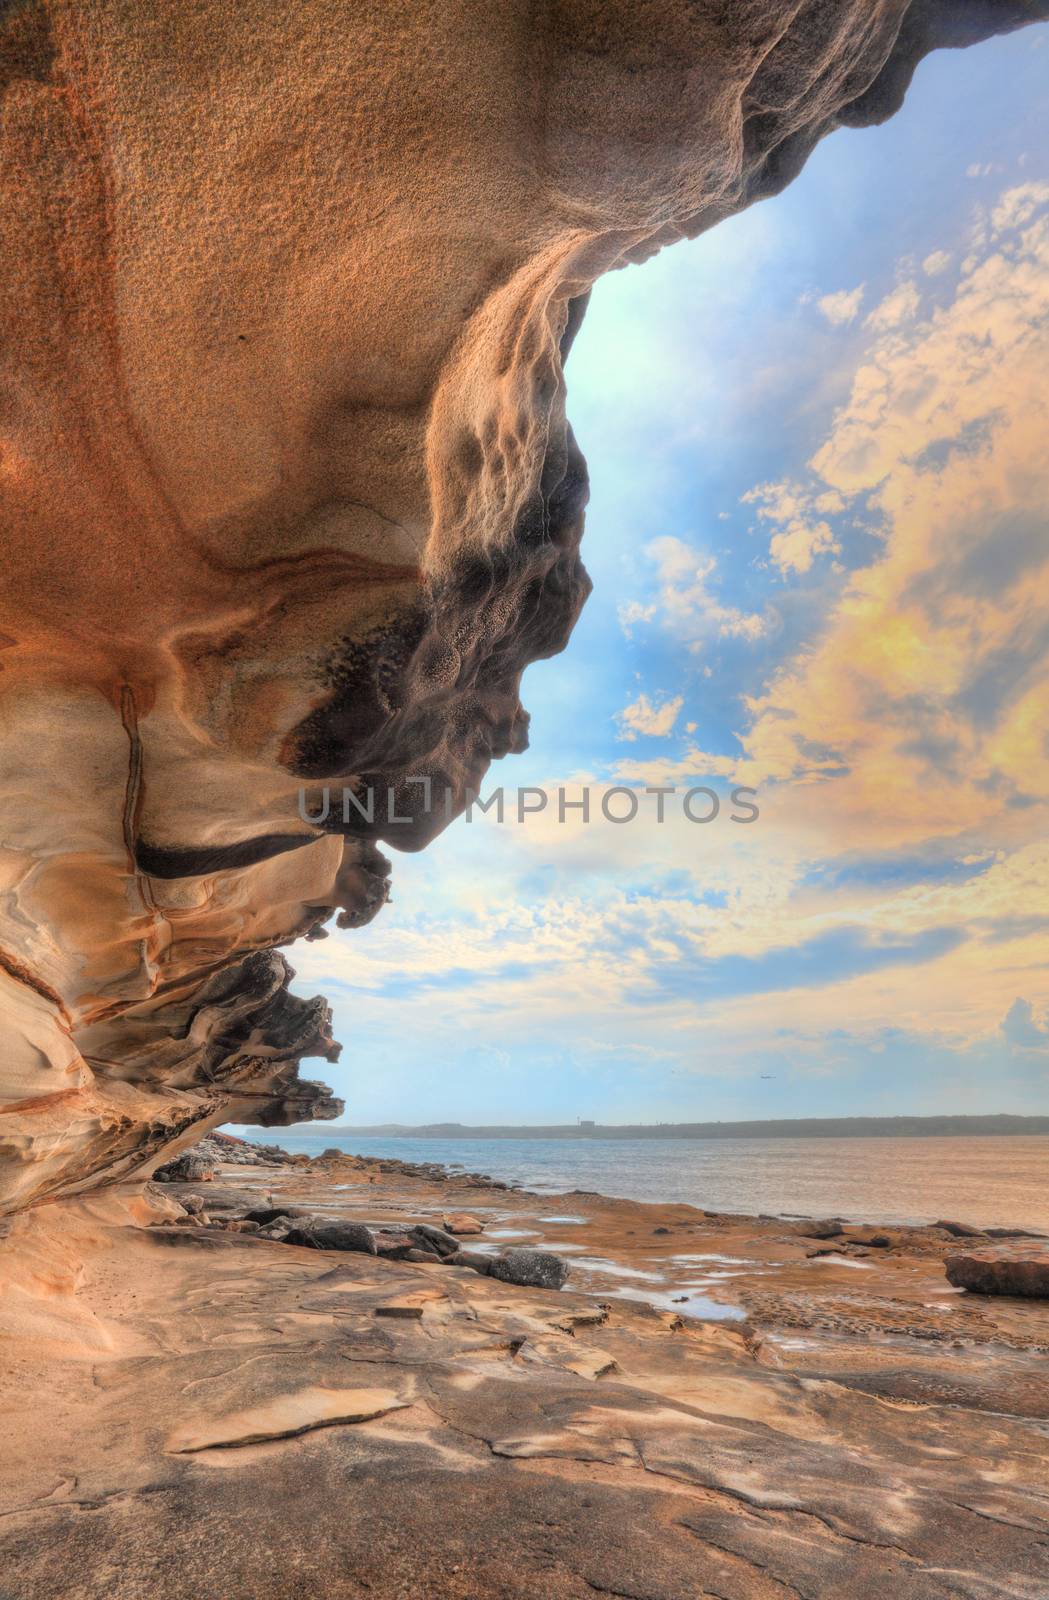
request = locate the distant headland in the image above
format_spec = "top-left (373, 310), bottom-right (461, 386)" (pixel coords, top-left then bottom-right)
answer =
top-left (282, 1114), bottom-right (1049, 1141)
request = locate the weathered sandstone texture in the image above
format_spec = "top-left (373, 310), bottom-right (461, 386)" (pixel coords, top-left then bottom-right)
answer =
top-left (947, 1244), bottom-right (1049, 1297)
top-left (1, 0), bottom-right (1046, 1212)
top-left (4, 1148), bottom-right (1049, 1598)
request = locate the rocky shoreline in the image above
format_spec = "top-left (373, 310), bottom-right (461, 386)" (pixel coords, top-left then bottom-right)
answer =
top-left (3, 1133), bottom-right (1049, 1598)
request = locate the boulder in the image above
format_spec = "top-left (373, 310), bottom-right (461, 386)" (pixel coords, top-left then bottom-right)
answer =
top-left (489, 1249), bottom-right (569, 1291)
top-left (445, 1250), bottom-right (492, 1275)
top-left (945, 1245), bottom-right (1049, 1297)
top-left (372, 1229), bottom-right (419, 1260)
top-left (283, 1221), bottom-right (377, 1255)
top-left (154, 1151), bottom-right (217, 1184)
top-left (442, 1213), bottom-right (485, 1235)
top-left (936, 1219), bottom-right (984, 1238)
top-left (411, 1224), bottom-right (461, 1258)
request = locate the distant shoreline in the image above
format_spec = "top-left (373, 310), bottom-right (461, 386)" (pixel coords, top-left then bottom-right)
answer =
top-left (270, 1114), bottom-right (1049, 1141)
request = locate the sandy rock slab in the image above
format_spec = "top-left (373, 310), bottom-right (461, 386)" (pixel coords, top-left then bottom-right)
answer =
top-left (3, 1198), bottom-right (1049, 1600)
top-left (166, 1386), bottom-right (409, 1453)
top-left (947, 1244), bottom-right (1049, 1297)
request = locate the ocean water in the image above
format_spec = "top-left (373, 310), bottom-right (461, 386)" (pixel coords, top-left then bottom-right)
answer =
top-left (251, 1131), bottom-right (1049, 1232)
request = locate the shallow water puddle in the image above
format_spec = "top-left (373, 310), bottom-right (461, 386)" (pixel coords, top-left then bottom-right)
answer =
top-left (599, 1285), bottom-right (742, 1320)
top-left (571, 1256), bottom-right (667, 1281)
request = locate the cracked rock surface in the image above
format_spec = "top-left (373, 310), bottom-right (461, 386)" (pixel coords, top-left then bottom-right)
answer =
top-left (3, 1153), bottom-right (1049, 1599)
top-left (2, 0), bottom-right (1048, 1210)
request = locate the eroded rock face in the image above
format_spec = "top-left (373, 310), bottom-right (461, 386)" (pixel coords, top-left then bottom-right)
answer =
top-left (0, 0), bottom-right (1044, 1214)
top-left (946, 1245), bottom-right (1049, 1297)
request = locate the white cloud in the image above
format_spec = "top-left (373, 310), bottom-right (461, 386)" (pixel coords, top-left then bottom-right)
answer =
top-left (644, 535), bottom-right (768, 643)
top-left (743, 480), bottom-right (842, 575)
top-left (966, 162), bottom-right (995, 178)
top-left (815, 284), bottom-right (865, 326)
top-left (991, 180), bottom-right (1049, 235)
top-left (617, 600), bottom-right (656, 637)
top-left (922, 250), bottom-right (951, 277)
top-left (864, 279), bottom-right (920, 332)
top-left (615, 692), bottom-right (684, 742)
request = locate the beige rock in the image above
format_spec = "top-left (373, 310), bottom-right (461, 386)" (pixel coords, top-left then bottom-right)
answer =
top-left (442, 1213), bottom-right (486, 1236)
top-left (166, 1386), bottom-right (410, 1452)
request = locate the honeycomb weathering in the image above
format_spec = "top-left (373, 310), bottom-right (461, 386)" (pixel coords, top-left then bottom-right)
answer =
top-left (0, 0), bottom-right (1044, 1213)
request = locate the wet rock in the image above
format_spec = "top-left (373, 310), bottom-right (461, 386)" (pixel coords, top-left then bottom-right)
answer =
top-left (489, 1249), bottom-right (569, 1291)
top-left (946, 1245), bottom-right (1049, 1297)
top-left (794, 1220), bottom-right (844, 1240)
top-left (404, 1247), bottom-right (441, 1263)
top-left (936, 1219), bottom-right (984, 1238)
top-left (181, 1193), bottom-right (206, 1216)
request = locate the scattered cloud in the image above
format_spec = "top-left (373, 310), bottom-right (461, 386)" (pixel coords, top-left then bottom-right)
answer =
top-left (618, 600), bottom-right (656, 637)
top-left (815, 284), bottom-right (865, 325)
top-left (643, 536), bottom-right (768, 644)
top-left (922, 250), bottom-right (951, 276)
top-left (864, 279), bottom-right (921, 331)
top-left (991, 179), bottom-right (1049, 234)
top-left (743, 480), bottom-right (843, 575)
top-left (615, 692), bottom-right (685, 741)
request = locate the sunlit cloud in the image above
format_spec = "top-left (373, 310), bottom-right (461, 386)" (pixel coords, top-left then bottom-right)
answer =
top-left (640, 535), bottom-right (768, 648)
top-left (742, 480), bottom-right (844, 575)
top-left (815, 284), bottom-right (865, 325)
top-left (615, 692), bottom-right (684, 741)
top-left (863, 278), bottom-right (921, 330)
top-left (290, 42), bottom-right (1049, 1126)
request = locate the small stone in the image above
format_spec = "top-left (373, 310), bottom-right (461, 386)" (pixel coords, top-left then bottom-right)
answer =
top-left (489, 1249), bottom-right (569, 1291)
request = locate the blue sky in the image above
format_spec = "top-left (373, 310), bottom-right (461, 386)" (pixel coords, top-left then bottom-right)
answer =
top-left (279, 26), bottom-right (1049, 1127)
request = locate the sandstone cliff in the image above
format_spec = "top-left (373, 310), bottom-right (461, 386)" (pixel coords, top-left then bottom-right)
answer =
top-left (1, 0), bottom-right (1044, 1213)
